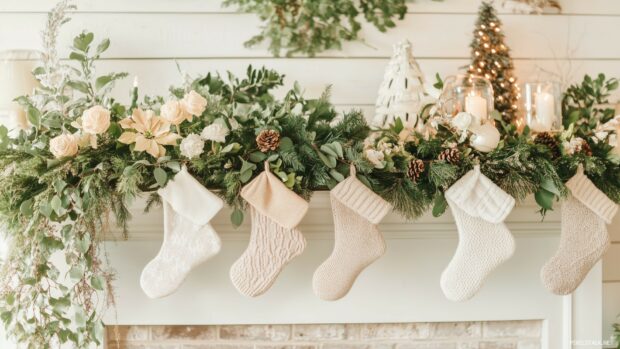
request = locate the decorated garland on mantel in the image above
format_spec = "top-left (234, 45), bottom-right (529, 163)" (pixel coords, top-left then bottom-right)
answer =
top-left (0, 2), bottom-right (619, 348)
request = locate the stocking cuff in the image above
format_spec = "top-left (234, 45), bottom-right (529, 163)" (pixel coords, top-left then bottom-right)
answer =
top-left (241, 165), bottom-right (309, 229)
top-left (158, 167), bottom-right (224, 226)
top-left (446, 166), bottom-right (515, 223)
top-left (331, 176), bottom-right (392, 225)
top-left (566, 169), bottom-right (618, 224)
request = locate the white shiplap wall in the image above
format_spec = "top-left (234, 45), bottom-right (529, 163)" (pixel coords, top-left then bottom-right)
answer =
top-left (1, 0), bottom-right (619, 343)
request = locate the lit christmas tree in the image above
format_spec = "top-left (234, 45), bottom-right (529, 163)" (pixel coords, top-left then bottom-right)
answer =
top-left (468, 2), bottom-right (520, 124)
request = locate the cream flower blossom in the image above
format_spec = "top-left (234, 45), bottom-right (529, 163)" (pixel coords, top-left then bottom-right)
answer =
top-left (161, 100), bottom-right (191, 125)
top-left (452, 112), bottom-right (476, 131)
top-left (181, 90), bottom-right (208, 116)
top-left (50, 134), bottom-right (79, 158)
top-left (82, 106), bottom-right (111, 135)
top-left (180, 133), bottom-right (205, 159)
top-left (200, 123), bottom-right (229, 143)
top-left (118, 108), bottom-right (181, 158)
top-left (365, 149), bottom-right (385, 169)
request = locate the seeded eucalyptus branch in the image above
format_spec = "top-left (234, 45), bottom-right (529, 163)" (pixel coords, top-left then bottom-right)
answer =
top-left (223, 0), bottom-right (409, 57)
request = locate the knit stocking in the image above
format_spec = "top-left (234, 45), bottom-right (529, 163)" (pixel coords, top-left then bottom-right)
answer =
top-left (541, 167), bottom-right (618, 295)
top-left (140, 167), bottom-right (223, 299)
top-left (313, 165), bottom-right (392, 301)
top-left (230, 162), bottom-right (310, 297)
top-left (441, 165), bottom-right (516, 302)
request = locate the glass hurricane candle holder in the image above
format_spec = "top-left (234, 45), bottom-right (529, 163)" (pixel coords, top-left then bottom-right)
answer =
top-left (520, 82), bottom-right (561, 133)
top-left (0, 50), bottom-right (41, 131)
top-left (438, 74), bottom-right (494, 124)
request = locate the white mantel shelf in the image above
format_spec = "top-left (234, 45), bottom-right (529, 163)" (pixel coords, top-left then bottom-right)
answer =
top-left (108, 192), bottom-right (562, 241)
top-left (104, 193), bottom-right (601, 349)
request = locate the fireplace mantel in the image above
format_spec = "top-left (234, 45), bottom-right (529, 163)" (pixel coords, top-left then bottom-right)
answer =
top-left (103, 193), bottom-right (602, 349)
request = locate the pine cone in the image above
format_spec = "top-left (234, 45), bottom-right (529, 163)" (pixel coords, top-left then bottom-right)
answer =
top-left (581, 139), bottom-right (593, 156)
top-left (256, 129), bottom-right (280, 152)
top-left (534, 132), bottom-right (560, 158)
top-left (407, 159), bottom-right (425, 182)
top-left (438, 148), bottom-right (461, 165)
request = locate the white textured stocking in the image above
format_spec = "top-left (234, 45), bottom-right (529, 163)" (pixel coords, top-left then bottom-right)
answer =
top-left (441, 166), bottom-right (516, 302)
top-left (140, 167), bottom-right (223, 299)
top-left (541, 168), bottom-right (618, 295)
top-left (312, 166), bottom-right (392, 301)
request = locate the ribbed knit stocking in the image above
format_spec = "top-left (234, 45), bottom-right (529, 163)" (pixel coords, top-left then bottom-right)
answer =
top-left (230, 162), bottom-right (310, 297)
top-left (313, 165), bottom-right (392, 301)
top-left (541, 167), bottom-right (618, 295)
top-left (441, 165), bottom-right (516, 302)
top-left (141, 167), bottom-right (223, 299)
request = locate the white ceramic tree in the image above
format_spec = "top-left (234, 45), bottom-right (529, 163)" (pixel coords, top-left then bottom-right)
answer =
top-left (373, 40), bottom-right (428, 129)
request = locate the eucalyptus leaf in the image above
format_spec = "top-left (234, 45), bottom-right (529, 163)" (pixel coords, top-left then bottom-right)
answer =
top-left (231, 209), bottom-right (244, 227)
top-left (249, 151), bottom-right (267, 163)
top-left (279, 137), bottom-right (294, 151)
top-left (535, 189), bottom-right (555, 211)
top-left (154, 168), bottom-right (168, 187)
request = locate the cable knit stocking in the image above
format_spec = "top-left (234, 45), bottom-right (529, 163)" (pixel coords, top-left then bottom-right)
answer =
top-left (230, 162), bottom-right (310, 297)
top-left (140, 167), bottom-right (223, 299)
top-left (230, 207), bottom-right (306, 297)
top-left (441, 165), bottom-right (516, 302)
top-left (541, 167), bottom-right (618, 295)
top-left (312, 165), bottom-right (392, 301)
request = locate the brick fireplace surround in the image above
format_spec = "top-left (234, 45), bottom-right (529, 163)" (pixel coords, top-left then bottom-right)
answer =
top-left (105, 320), bottom-right (542, 349)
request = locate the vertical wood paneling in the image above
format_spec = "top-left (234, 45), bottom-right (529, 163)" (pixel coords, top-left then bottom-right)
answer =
top-left (0, 0), bottom-right (618, 343)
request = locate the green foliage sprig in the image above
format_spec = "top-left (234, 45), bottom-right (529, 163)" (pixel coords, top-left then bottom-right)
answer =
top-left (222, 0), bottom-right (408, 57)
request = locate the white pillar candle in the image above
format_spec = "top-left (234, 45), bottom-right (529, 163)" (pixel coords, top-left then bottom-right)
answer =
top-left (465, 93), bottom-right (488, 123)
top-left (534, 91), bottom-right (555, 132)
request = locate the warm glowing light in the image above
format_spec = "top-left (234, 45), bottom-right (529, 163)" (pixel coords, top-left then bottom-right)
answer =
top-left (491, 49), bottom-right (497, 54)
top-left (484, 43), bottom-right (490, 48)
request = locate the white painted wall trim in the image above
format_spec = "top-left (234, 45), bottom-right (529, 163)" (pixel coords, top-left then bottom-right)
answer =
top-left (99, 194), bottom-right (602, 349)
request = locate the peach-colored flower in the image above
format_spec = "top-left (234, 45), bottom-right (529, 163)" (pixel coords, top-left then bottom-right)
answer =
top-left (118, 108), bottom-right (181, 158)
top-left (50, 134), bottom-right (79, 158)
top-left (82, 105), bottom-right (111, 135)
top-left (161, 100), bottom-right (192, 125)
top-left (181, 90), bottom-right (208, 116)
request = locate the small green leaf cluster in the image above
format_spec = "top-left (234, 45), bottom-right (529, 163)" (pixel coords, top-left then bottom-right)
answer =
top-left (223, 0), bottom-right (408, 57)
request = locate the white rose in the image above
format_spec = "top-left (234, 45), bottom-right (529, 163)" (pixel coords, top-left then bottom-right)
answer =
top-left (451, 112), bottom-right (475, 131)
top-left (365, 149), bottom-right (385, 169)
top-left (82, 106), bottom-right (111, 135)
top-left (50, 134), bottom-right (79, 158)
top-left (182, 90), bottom-right (208, 116)
top-left (201, 123), bottom-right (229, 143)
top-left (161, 100), bottom-right (190, 125)
top-left (180, 133), bottom-right (205, 159)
